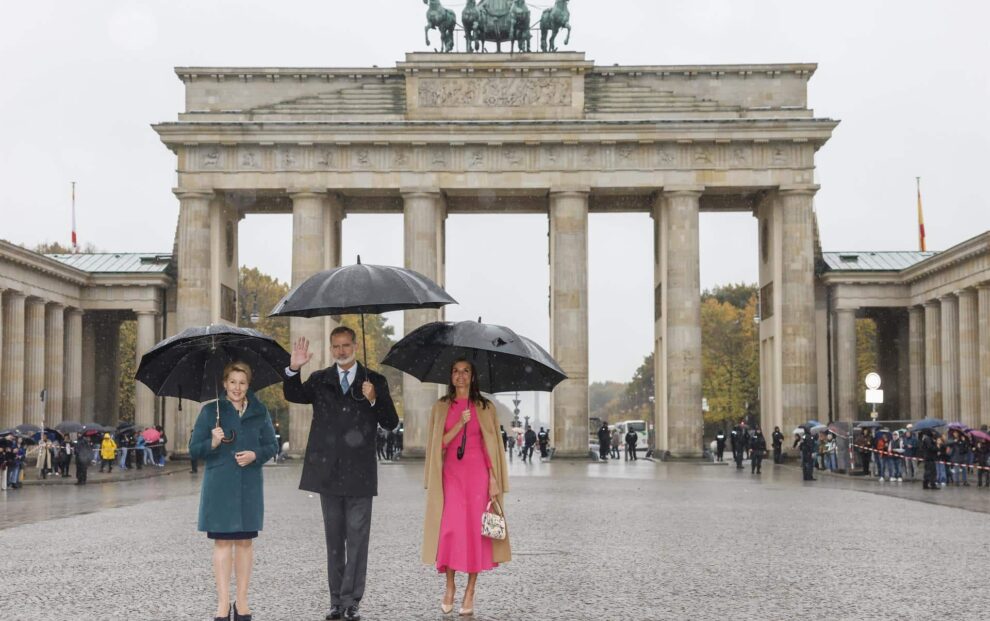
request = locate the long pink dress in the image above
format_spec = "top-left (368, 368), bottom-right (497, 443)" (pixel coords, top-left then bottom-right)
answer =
top-left (435, 398), bottom-right (497, 574)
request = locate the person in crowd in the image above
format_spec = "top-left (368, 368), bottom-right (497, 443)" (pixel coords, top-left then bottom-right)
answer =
top-left (610, 427), bottom-right (621, 460)
top-left (376, 426), bottom-right (387, 462)
top-left (625, 427), bottom-right (638, 461)
top-left (75, 435), bottom-right (93, 485)
top-left (949, 429), bottom-right (970, 486)
top-left (887, 431), bottom-right (904, 482)
top-left (975, 439), bottom-right (989, 488)
top-left (143, 435), bottom-right (155, 467)
top-left (816, 432), bottom-right (828, 471)
top-left (37, 439), bottom-right (55, 479)
top-left (730, 422), bottom-right (745, 470)
top-left (190, 361), bottom-right (279, 621)
top-left (920, 430), bottom-right (939, 490)
top-left (771, 426), bottom-right (784, 464)
top-left (134, 434), bottom-right (146, 471)
top-left (799, 431), bottom-right (816, 481)
top-left (500, 425), bottom-right (508, 452)
top-left (823, 433), bottom-right (837, 472)
top-left (395, 425), bottom-right (403, 460)
top-left (873, 431), bottom-right (889, 481)
top-left (515, 431), bottom-right (524, 459)
top-left (505, 429), bottom-right (515, 463)
top-left (750, 428), bottom-right (767, 474)
top-left (715, 428), bottom-right (726, 463)
top-left (596, 423), bottom-right (610, 461)
top-left (386, 428), bottom-right (397, 461)
top-left (537, 427), bottom-right (550, 460)
top-left (902, 429), bottom-right (918, 481)
top-left (854, 429), bottom-right (872, 476)
top-left (155, 425), bottom-right (168, 467)
top-left (8, 442), bottom-right (25, 489)
top-left (524, 426), bottom-right (537, 463)
top-left (936, 435), bottom-right (948, 487)
top-left (60, 438), bottom-right (73, 477)
top-left (116, 433), bottom-right (130, 471)
top-left (99, 433), bottom-right (117, 473)
top-left (284, 328), bottom-right (399, 621)
top-left (1, 444), bottom-right (9, 491)
top-left (422, 358), bottom-right (511, 617)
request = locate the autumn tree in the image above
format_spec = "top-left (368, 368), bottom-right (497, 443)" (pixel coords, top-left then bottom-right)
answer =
top-left (117, 320), bottom-right (136, 422)
top-left (700, 285), bottom-right (759, 434)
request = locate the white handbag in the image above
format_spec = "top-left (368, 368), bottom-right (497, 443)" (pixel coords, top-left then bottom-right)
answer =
top-left (481, 498), bottom-right (507, 540)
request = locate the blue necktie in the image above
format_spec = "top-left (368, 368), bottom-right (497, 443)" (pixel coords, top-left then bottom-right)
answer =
top-left (340, 370), bottom-right (350, 393)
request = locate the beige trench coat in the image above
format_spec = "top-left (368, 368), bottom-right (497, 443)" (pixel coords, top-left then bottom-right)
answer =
top-left (421, 398), bottom-right (512, 566)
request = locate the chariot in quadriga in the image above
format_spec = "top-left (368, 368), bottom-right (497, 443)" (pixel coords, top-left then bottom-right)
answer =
top-left (423, 0), bottom-right (572, 54)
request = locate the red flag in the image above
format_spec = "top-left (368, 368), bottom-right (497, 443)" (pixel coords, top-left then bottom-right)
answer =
top-left (71, 181), bottom-right (78, 253)
top-left (916, 177), bottom-right (925, 252)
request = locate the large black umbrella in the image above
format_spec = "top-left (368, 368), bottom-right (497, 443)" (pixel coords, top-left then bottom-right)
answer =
top-left (135, 324), bottom-right (290, 403)
top-left (381, 319), bottom-right (567, 394)
top-left (269, 257), bottom-right (457, 370)
top-left (14, 423), bottom-right (42, 436)
top-left (55, 420), bottom-right (85, 434)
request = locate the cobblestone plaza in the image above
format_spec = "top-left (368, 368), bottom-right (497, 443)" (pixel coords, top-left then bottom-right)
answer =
top-left (3, 460), bottom-right (989, 620)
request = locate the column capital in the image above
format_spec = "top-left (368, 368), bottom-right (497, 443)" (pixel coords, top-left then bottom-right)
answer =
top-left (548, 187), bottom-right (591, 197)
top-left (288, 189), bottom-right (326, 200)
top-left (173, 188), bottom-right (214, 200)
top-left (924, 299), bottom-right (941, 308)
top-left (940, 292), bottom-right (958, 303)
top-left (45, 301), bottom-right (64, 310)
top-left (25, 295), bottom-right (46, 307)
top-left (778, 184), bottom-right (820, 196)
top-left (66, 307), bottom-right (84, 316)
top-left (977, 282), bottom-right (990, 291)
top-left (400, 187), bottom-right (443, 198)
top-left (661, 185), bottom-right (704, 197)
top-left (4, 290), bottom-right (26, 301)
top-left (957, 287), bottom-right (977, 299)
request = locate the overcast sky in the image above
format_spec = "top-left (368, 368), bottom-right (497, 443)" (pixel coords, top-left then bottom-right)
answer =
top-left (2, 1), bottom-right (989, 394)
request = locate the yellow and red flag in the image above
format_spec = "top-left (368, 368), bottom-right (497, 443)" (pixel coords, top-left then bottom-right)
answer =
top-left (916, 177), bottom-right (926, 252)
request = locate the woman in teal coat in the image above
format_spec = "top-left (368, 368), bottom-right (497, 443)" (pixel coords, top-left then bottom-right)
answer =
top-left (189, 361), bottom-right (278, 621)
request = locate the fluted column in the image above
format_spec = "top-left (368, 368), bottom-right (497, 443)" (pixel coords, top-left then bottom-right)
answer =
top-left (958, 289), bottom-right (980, 427)
top-left (778, 187), bottom-right (819, 431)
top-left (978, 285), bottom-right (990, 428)
top-left (0, 290), bottom-right (22, 430)
top-left (44, 303), bottom-right (65, 425)
top-left (923, 301), bottom-right (942, 419)
top-left (23, 297), bottom-right (46, 427)
top-left (834, 308), bottom-right (857, 422)
top-left (288, 191), bottom-right (333, 456)
top-left (0, 289), bottom-right (4, 427)
top-left (940, 294), bottom-right (960, 421)
top-left (908, 306), bottom-right (926, 419)
top-left (663, 188), bottom-right (703, 456)
top-left (549, 189), bottom-right (590, 457)
top-left (64, 309), bottom-right (83, 421)
top-left (402, 190), bottom-right (446, 457)
top-left (175, 190), bottom-right (214, 331)
top-left (134, 311), bottom-right (158, 429)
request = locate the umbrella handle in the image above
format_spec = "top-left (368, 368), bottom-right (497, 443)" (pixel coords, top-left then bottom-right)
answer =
top-left (456, 426), bottom-right (467, 460)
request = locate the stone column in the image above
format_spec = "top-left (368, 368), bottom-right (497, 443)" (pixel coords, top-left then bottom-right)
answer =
top-left (834, 308), bottom-right (857, 422)
top-left (549, 189), bottom-right (590, 457)
top-left (651, 199), bottom-right (667, 452)
top-left (940, 294), bottom-right (960, 421)
top-left (64, 309), bottom-right (83, 422)
top-left (778, 187), bottom-right (819, 431)
top-left (923, 301), bottom-right (943, 419)
top-left (44, 303), bottom-right (65, 425)
top-left (978, 285), bottom-right (990, 428)
top-left (958, 289), bottom-right (980, 427)
top-left (663, 188), bottom-right (703, 456)
top-left (0, 290), bottom-right (4, 428)
top-left (134, 311), bottom-right (158, 429)
top-left (175, 190), bottom-right (214, 331)
top-left (23, 297), bottom-right (46, 427)
top-left (908, 306), bottom-right (925, 419)
top-left (288, 191), bottom-right (331, 456)
top-left (0, 290), bottom-right (22, 430)
top-left (402, 190), bottom-right (446, 457)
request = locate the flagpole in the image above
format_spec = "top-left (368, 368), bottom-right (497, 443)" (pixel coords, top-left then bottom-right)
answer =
top-left (916, 176), bottom-right (926, 252)
top-left (71, 181), bottom-right (78, 253)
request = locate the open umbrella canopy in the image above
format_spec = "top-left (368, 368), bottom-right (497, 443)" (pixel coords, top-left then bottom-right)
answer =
top-left (947, 422), bottom-right (970, 431)
top-left (969, 429), bottom-right (990, 443)
top-left (809, 424), bottom-right (829, 435)
top-left (269, 259), bottom-right (456, 318)
top-left (30, 429), bottom-right (63, 443)
top-left (55, 420), bottom-right (85, 434)
top-left (136, 324), bottom-right (290, 402)
top-left (14, 423), bottom-right (42, 436)
top-left (141, 428), bottom-right (161, 443)
top-left (854, 421), bottom-right (882, 429)
top-left (382, 320), bottom-right (567, 394)
top-left (912, 418), bottom-right (947, 432)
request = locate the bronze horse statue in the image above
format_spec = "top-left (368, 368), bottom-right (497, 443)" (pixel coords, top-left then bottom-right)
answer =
top-left (424, 0), bottom-right (456, 53)
top-left (540, 0), bottom-right (571, 52)
top-left (463, 0), bottom-right (532, 53)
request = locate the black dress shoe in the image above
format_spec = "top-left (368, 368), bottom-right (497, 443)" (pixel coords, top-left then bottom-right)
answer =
top-left (344, 604), bottom-right (361, 621)
top-left (326, 605), bottom-right (343, 620)
top-left (214, 604), bottom-right (231, 621)
top-left (233, 603), bottom-right (252, 621)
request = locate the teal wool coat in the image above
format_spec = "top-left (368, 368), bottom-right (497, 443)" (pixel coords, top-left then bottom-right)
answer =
top-left (189, 392), bottom-right (278, 533)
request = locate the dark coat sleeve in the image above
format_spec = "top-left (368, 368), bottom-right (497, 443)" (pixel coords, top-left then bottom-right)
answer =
top-left (282, 368), bottom-right (316, 405)
top-left (189, 403), bottom-right (219, 461)
top-left (252, 409), bottom-right (279, 466)
top-left (372, 374), bottom-right (399, 431)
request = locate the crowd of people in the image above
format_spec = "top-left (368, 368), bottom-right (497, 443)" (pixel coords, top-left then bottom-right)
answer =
top-left (375, 425), bottom-right (403, 461)
top-left (0, 426), bottom-right (169, 489)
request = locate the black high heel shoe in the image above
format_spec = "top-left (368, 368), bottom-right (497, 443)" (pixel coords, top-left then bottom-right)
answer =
top-left (214, 604), bottom-right (232, 621)
top-left (234, 603), bottom-right (252, 621)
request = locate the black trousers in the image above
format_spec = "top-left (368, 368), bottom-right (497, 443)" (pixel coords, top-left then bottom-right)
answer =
top-left (733, 448), bottom-right (743, 468)
top-left (923, 460), bottom-right (937, 488)
top-left (773, 445), bottom-right (782, 463)
top-left (716, 444), bottom-right (725, 462)
top-left (802, 456), bottom-right (815, 480)
top-left (626, 446), bottom-right (637, 460)
top-left (320, 495), bottom-right (373, 608)
top-left (597, 444), bottom-right (608, 460)
top-left (861, 452), bottom-right (871, 475)
top-left (751, 454), bottom-right (763, 473)
top-left (76, 462), bottom-right (88, 484)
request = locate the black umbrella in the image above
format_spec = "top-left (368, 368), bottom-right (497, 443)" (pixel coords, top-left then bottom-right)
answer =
top-left (135, 324), bottom-right (290, 403)
top-left (14, 423), bottom-right (42, 436)
top-left (269, 257), bottom-right (457, 370)
top-left (381, 319), bottom-right (567, 394)
top-left (55, 421), bottom-right (85, 434)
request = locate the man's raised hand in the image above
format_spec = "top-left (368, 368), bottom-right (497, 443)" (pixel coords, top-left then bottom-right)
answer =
top-left (290, 337), bottom-right (313, 371)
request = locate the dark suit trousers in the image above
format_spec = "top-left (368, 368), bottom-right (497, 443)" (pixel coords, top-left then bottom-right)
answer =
top-left (320, 494), bottom-right (373, 607)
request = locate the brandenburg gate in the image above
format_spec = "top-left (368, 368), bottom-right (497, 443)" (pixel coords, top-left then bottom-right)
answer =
top-left (154, 51), bottom-right (836, 457)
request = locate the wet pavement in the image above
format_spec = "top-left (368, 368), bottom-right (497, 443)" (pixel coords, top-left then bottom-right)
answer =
top-left (2, 457), bottom-right (989, 620)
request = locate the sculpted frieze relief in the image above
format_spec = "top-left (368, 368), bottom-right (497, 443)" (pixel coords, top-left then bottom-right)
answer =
top-left (185, 142), bottom-right (810, 174)
top-left (417, 77), bottom-right (573, 108)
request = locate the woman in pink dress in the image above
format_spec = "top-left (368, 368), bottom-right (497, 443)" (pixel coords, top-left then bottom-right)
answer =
top-left (422, 359), bottom-right (511, 616)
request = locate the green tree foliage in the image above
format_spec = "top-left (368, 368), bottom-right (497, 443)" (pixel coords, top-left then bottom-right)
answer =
top-left (117, 320), bottom-right (136, 423)
top-left (700, 284), bottom-right (759, 433)
top-left (856, 317), bottom-right (878, 418)
top-left (702, 282), bottom-right (757, 310)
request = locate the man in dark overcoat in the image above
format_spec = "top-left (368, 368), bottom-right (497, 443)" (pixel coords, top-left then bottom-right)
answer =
top-left (74, 435), bottom-right (93, 485)
top-left (284, 326), bottom-right (399, 621)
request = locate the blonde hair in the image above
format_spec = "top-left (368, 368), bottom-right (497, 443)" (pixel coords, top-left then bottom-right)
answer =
top-left (223, 361), bottom-right (253, 384)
